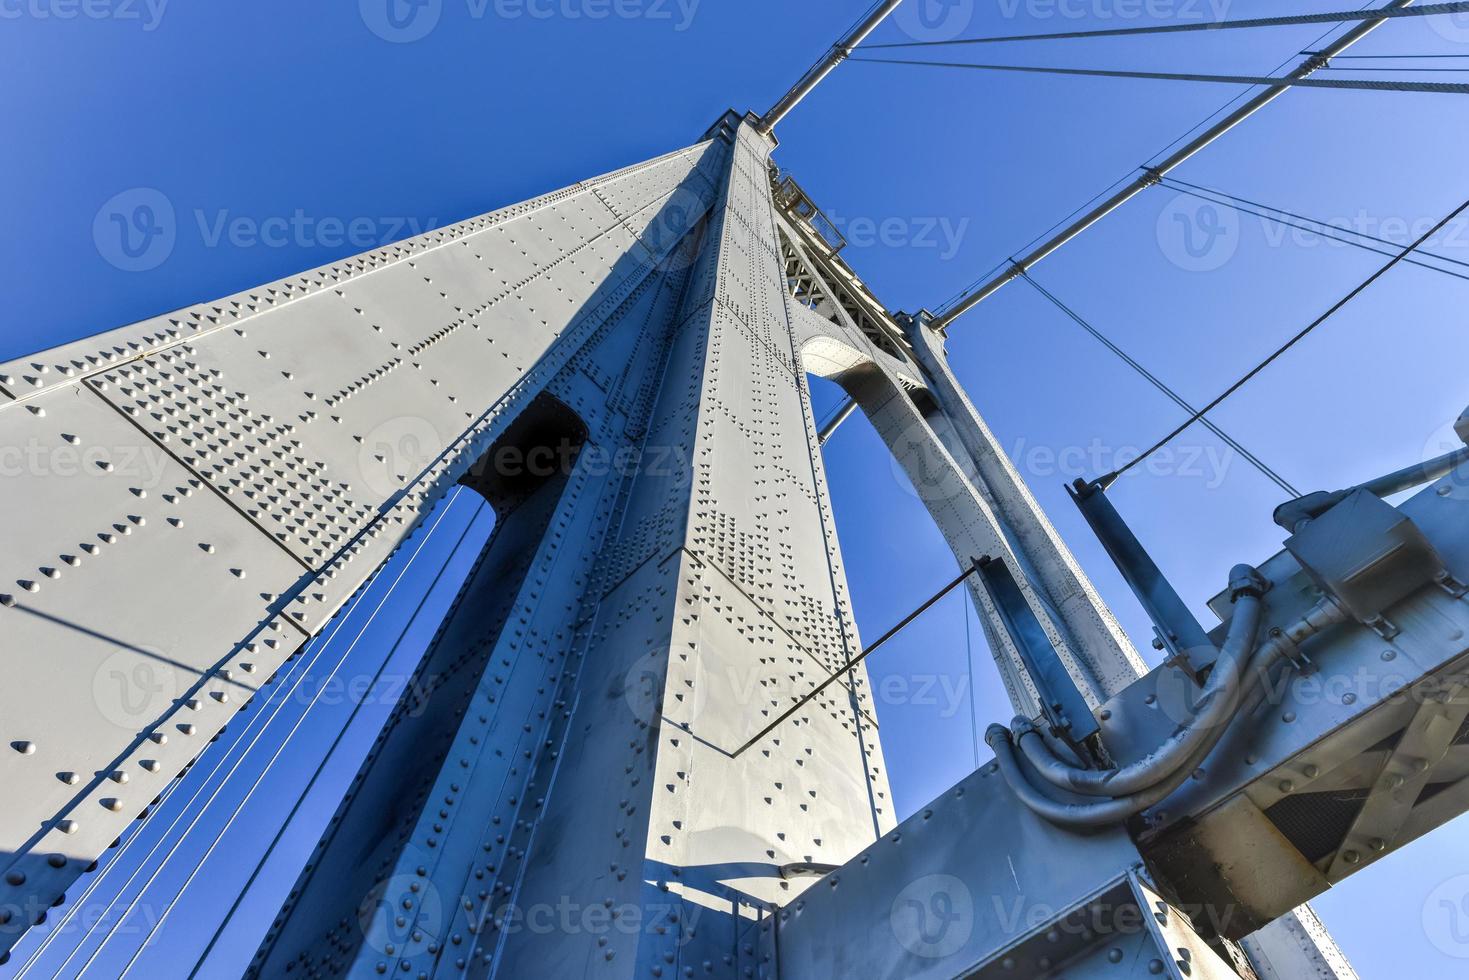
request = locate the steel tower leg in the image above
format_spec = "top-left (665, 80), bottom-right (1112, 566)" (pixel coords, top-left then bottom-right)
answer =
top-left (245, 116), bottom-right (897, 979)
top-left (897, 319), bottom-right (1356, 979)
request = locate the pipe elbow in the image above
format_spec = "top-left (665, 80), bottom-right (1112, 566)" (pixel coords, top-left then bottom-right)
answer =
top-left (985, 724), bottom-right (1012, 748)
top-left (1229, 564), bottom-right (1268, 601)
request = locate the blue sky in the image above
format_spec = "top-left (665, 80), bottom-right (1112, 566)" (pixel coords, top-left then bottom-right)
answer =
top-left (3, 1), bottom-right (1468, 976)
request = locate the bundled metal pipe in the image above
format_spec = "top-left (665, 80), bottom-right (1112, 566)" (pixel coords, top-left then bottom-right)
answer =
top-left (1016, 565), bottom-right (1265, 798)
top-left (991, 573), bottom-right (1348, 829)
top-left (986, 722), bottom-right (1214, 830)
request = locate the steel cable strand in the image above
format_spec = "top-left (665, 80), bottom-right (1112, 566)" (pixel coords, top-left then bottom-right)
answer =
top-left (60, 502), bottom-right (460, 979)
top-left (185, 500), bottom-right (490, 979)
top-left (29, 552), bottom-right (392, 979)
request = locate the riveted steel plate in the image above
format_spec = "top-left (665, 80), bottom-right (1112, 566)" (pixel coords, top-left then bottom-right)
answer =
top-left (0, 384), bottom-right (308, 932)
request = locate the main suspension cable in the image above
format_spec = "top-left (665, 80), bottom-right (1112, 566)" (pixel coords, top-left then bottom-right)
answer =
top-left (847, 56), bottom-right (1469, 95)
top-left (1104, 195), bottom-right (1469, 485)
top-left (925, 0), bottom-right (1420, 329)
top-left (934, 5), bottom-right (1377, 317)
top-left (861, 1), bottom-right (1469, 49)
top-left (1019, 272), bottom-right (1301, 497)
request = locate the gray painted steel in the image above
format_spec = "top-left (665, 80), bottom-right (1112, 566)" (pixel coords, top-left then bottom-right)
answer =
top-left (0, 105), bottom-right (1395, 980)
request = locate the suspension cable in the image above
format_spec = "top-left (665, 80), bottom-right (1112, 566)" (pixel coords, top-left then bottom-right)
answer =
top-left (927, 0), bottom-right (1416, 329)
top-left (861, 1), bottom-right (1469, 49)
top-left (1323, 66), bottom-right (1469, 72)
top-left (1019, 272), bottom-right (1301, 497)
top-left (33, 542), bottom-right (392, 978)
top-left (934, 5), bottom-right (1378, 318)
top-left (187, 500), bottom-right (491, 979)
top-left (734, 561), bottom-right (983, 756)
top-left (62, 500), bottom-right (464, 978)
top-left (108, 502), bottom-right (476, 980)
top-left (1105, 195), bottom-right (1469, 485)
top-left (1159, 177), bottom-right (1469, 281)
top-left (847, 55), bottom-right (1469, 95)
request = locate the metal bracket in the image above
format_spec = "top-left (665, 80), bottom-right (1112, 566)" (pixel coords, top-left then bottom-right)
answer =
top-left (1325, 681), bottom-right (1469, 881)
top-left (975, 555), bottom-right (1102, 755)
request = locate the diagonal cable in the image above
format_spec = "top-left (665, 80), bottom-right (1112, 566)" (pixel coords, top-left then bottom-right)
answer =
top-left (1020, 272), bottom-right (1300, 497)
top-left (59, 499), bottom-right (464, 978)
top-left (186, 500), bottom-right (491, 979)
top-left (1106, 195), bottom-right (1469, 484)
top-left (934, 4), bottom-right (1381, 317)
top-left (1159, 177), bottom-right (1469, 282)
top-left (848, 55), bottom-right (1469, 94)
top-left (862, 2), bottom-right (1469, 49)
